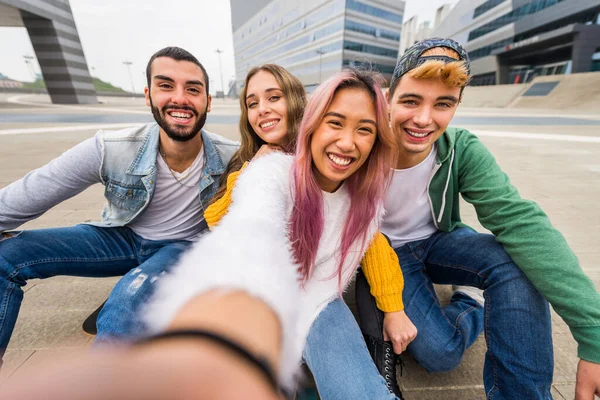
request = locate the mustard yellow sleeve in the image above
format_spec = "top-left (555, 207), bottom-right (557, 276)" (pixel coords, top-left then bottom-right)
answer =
top-left (360, 231), bottom-right (404, 312)
top-left (204, 162), bottom-right (249, 230)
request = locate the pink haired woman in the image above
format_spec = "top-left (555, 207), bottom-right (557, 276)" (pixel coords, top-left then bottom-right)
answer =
top-left (143, 68), bottom-right (416, 398)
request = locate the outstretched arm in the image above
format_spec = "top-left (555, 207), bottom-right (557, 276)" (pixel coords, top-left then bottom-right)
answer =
top-left (146, 153), bottom-right (301, 390)
top-left (0, 291), bottom-right (284, 400)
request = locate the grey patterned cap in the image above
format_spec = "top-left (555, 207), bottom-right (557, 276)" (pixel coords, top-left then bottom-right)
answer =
top-left (390, 37), bottom-right (470, 91)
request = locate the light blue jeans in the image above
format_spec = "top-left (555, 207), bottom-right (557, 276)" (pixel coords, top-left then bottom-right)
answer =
top-left (304, 298), bottom-right (398, 400)
top-left (0, 225), bottom-right (192, 355)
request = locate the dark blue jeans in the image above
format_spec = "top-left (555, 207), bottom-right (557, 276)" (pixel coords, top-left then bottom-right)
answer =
top-left (0, 225), bottom-right (192, 355)
top-left (356, 227), bottom-right (554, 399)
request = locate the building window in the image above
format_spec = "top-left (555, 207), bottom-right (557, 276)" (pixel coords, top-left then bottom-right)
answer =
top-left (345, 20), bottom-right (400, 41)
top-left (344, 40), bottom-right (398, 58)
top-left (592, 49), bottom-right (600, 71)
top-left (473, 0), bottom-right (506, 19)
top-left (469, 37), bottom-right (513, 60)
top-left (470, 72), bottom-right (497, 86)
top-left (346, 0), bottom-right (403, 24)
top-left (468, 0), bottom-right (566, 41)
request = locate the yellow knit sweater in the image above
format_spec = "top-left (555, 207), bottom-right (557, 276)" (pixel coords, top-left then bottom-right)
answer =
top-left (204, 164), bottom-right (405, 312)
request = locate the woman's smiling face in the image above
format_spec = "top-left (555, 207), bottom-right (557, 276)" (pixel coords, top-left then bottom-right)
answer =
top-left (245, 70), bottom-right (289, 147)
top-left (310, 87), bottom-right (377, 192)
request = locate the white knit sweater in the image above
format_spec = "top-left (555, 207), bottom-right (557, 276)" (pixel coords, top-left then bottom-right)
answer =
top-left (144, 152), bottom-right (382, 389)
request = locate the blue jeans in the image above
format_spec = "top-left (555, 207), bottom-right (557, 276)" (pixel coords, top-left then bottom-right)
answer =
top-left (356, 227), bottom-right (554, 399)
top-left (304, 298), bottom-right (398, 400)
top-left (0, 225), bottom-right (192, 355)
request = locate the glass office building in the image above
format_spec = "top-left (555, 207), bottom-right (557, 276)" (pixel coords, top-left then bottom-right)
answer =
top-left (230, 0), bottom-right (405, 90)
top-left (432, 0), bottom-right (600, 85)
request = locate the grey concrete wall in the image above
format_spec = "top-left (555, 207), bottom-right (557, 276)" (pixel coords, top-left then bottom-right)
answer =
top-left (462, 71), bottom-right (600, 111)
top-left (461, 81), bottom-right (529, 107)
top-left (572, 24), bottom-right (600, 73)
top-left (510, 71), bottom-right (600, 112)
top-left (0, 0), bottom-right (97, 104)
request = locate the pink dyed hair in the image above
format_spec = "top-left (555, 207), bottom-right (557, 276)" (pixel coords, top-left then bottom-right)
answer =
top-left (290, 69), bottom-right (397, 286)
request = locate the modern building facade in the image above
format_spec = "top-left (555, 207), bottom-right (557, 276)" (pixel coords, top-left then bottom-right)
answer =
top-left (230, 0), bottom-right (405, 90)
top-left (432, 0), bottom-right (600, 85)
top-left (399, 4), bottom-right (454, 56)
top-left (0, 0), bottom-right (96, 103)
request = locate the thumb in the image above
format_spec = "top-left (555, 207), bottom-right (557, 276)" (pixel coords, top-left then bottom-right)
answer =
top-left (383, 329), bottom-right (389, 341)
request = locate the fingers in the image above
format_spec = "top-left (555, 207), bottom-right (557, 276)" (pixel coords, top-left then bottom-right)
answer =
top-left (389, 329), bottom-right (418, 354)
top-left (382, 310), bottom-right (419, 355)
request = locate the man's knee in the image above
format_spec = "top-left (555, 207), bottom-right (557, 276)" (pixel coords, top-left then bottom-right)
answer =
top-left (0, 233), bottom-right (26, 283)
top-left (409, 338), bottom-right (465, 373)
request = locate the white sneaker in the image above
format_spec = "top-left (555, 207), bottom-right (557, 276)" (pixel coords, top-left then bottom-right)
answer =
top-left (452, 285), bottom-right (485, 307)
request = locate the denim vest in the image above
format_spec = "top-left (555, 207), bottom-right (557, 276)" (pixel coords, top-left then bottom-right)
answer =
top-left (94, 123), bottom-right (238, 229)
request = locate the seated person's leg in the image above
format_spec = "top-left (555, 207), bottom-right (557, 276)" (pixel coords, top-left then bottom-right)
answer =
top-left (95, 240), bottom-right (193, 343)
top-left (425, 227), bottom-right (552, 399)
top-left (356, 232), bottom-right (484, 375)
top-left (304, 298), bottom-right (397, 400)
top-left (0, 225), bottom-right (138, 358)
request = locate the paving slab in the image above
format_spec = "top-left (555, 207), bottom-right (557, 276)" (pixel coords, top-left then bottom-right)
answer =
top-left (553, 383), bottom-right (576, 399)
top-left (6, 309), bottom-right (95, 352)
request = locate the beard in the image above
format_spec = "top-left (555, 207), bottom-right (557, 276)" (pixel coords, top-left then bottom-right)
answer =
top-left (149, 97), bottom-right (208, 142)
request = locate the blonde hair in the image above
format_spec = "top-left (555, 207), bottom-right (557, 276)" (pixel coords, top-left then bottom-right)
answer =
top-left (408, 47), bottom-right (471, 88)
top-left (211, 65), bottom-right (306, 204)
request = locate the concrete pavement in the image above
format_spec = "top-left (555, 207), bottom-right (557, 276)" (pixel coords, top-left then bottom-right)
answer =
top-left (0, 95), bottom-right (598, 399)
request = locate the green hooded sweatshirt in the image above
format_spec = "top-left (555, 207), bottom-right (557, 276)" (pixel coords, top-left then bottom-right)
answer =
top-left (429, 127), bottom-right (600, 363)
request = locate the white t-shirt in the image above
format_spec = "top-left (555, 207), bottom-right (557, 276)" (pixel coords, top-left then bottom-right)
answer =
top-left (381, 146), bottom-right (438, 248)
top-left (128, 150), bottom-right (206, 241)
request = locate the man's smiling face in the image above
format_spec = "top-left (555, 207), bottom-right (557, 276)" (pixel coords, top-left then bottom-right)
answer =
top-left (388, 73), bottom-right (461, 169)
top-left (145, 56), bottom-right (211, 142)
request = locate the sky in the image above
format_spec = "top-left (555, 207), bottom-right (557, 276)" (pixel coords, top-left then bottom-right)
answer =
top-left (404, 0), bottom-right (458, 24)
top-left (0, 0), bottom-right (237, 94)
top-left (0, 0), bottom-right (458, 94)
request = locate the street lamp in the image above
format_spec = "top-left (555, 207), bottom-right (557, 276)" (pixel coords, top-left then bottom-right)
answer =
top-left (215, 49), bottom-right (225, 98)
top-left (22, 55), bottom-right (36, 82)
top-left (122, 60), bottom-right (135, 94)
top-left (315, 49), bottom-right (325, 84)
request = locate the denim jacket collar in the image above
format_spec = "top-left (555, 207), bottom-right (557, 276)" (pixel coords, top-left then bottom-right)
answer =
top-left (125, 125), bottom-right (227, 177)
top-left (126, 124), bottom-right (160, 176)
top-left (201, 129), bottom-right (227, 177)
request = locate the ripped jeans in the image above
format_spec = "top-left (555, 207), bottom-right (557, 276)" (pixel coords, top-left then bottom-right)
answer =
top-left (0, 225), bottom-right (192, 354)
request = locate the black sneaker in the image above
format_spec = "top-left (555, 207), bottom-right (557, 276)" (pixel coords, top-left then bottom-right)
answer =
top-left (364, 334), bottom-right (404, 399)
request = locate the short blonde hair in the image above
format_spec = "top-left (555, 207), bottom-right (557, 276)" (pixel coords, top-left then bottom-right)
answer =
top-left (408, 47), bottom-right (471, 88)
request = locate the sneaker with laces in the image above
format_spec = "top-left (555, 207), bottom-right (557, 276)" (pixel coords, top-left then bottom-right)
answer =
top-left (364, 334), bottom-right (405, 399)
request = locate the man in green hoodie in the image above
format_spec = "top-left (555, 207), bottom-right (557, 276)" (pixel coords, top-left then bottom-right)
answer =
top-left (354, 38), bottom-right (600, 399)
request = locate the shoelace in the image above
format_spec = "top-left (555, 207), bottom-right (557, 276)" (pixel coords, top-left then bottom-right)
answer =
top-left (384, 346), bottom-right (407, 398)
